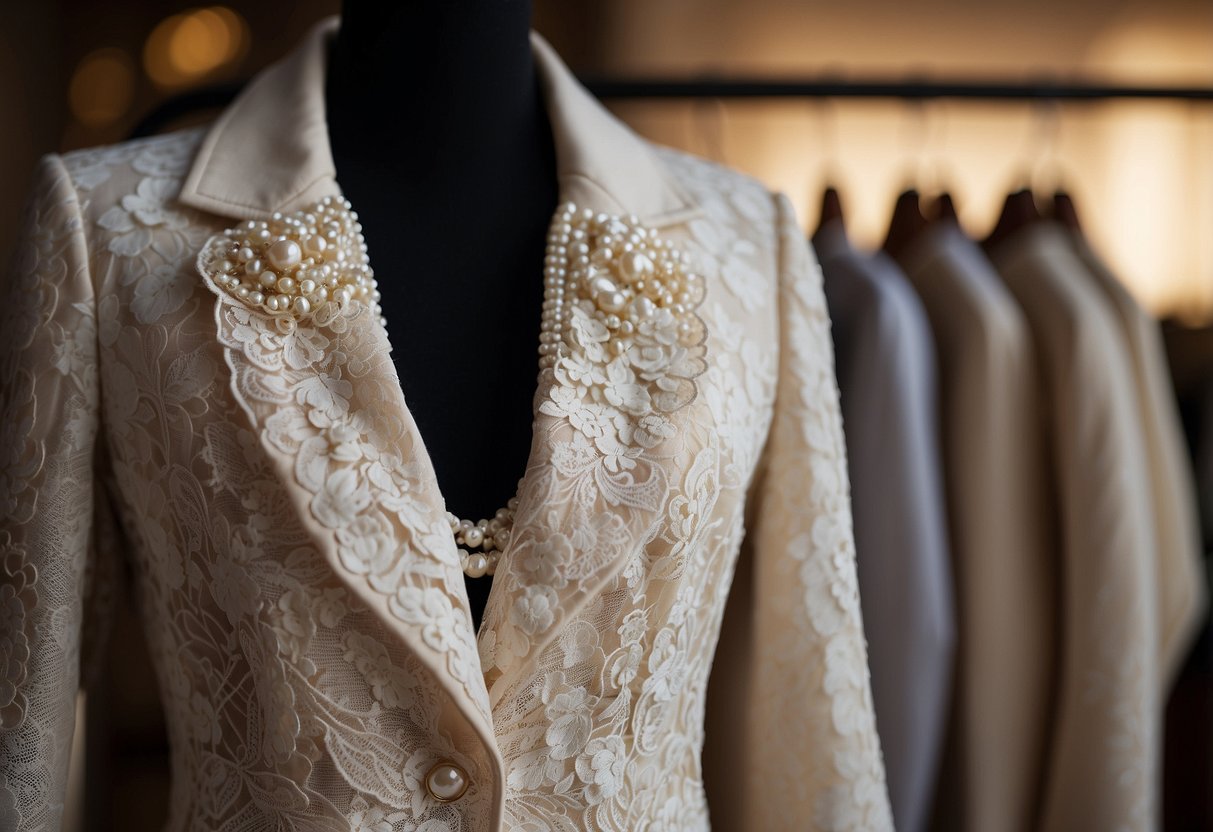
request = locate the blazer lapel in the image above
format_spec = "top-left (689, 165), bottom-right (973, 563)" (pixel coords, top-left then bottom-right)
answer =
top-left (181, 11), bottom-right (709, 759)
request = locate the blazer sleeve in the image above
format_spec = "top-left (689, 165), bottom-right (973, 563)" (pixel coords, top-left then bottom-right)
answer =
top-left (704, 192), bottom-right (893, 832)
top-left (1, 153), bottom-right (106, 830)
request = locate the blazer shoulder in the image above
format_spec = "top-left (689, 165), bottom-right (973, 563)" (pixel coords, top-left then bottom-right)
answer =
top-left (646, 142), bottom-right (789, 327)
top-left (56, 124), bottom-right (211, 209)
top-left (46, 125), bottom-right (226, 273)
top-left (649, 142), bottom-right (781, 234)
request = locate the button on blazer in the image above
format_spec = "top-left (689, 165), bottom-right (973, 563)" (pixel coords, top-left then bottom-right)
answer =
top-left (0, 13), bottom-right (892, 832)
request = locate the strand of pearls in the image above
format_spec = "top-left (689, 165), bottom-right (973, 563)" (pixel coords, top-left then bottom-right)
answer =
top-left (445, 491), bottom-right (520, 579)
top-left (448, 202), bottom-right (699, 580)
top-left (445, 204), bottom-right (581, 579)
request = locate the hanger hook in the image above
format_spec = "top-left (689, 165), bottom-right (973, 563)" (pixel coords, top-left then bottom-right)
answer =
top-left (924, 96), bottom-right (952, 199)
top-left (691, 95), bottom-right (730, 165)
top-left (809, 95), bottom-right (842, 185)
top-left (897, 96), bottom-right (931, 190)
top-left (1031, 95), bottom-right (1064, 195)
top-left (1012, 93), bottom-right (1062, 192)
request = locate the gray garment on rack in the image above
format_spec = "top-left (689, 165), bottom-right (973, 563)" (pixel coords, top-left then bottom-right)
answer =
top-left (813, 220), bottom-right (956, 832)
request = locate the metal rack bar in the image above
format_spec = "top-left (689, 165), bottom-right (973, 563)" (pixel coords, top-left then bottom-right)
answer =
top-left (129, 76), bottom-right (1213, 139)
top-left (582, 77), bottom-right (1213, 102)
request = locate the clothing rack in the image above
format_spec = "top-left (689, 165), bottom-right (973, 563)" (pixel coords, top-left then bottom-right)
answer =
top-left (581, 77), bottom-right (1213, 102)
top-left (129, 76), bottom-right (1213, 139)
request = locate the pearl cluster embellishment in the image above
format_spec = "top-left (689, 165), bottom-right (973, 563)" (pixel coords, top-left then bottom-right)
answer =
top-left (445, 203), bottom-right (706, 580)
top-left (539, 202), bottom-right (705, 376)
top-left (200, 196), bottom-right (379, 323)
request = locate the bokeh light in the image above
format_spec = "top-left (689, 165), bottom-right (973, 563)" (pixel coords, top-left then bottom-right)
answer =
top-left (143, 6), bottom-right (250, 88)
top-left (68, 47), bottom-right (136, 127)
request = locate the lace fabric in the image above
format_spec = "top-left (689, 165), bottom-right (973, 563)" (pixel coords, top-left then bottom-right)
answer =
top-left (0, 120), bottom-right (891, 831)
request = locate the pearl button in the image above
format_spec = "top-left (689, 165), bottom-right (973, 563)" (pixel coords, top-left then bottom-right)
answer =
top-left (425, 761), bottom-right (469, 802)
top-left (266, 238), bottom-right (302, 271)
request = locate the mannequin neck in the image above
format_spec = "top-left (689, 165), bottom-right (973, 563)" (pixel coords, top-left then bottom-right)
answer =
top-left (326, 0), bottom-right (541, 157)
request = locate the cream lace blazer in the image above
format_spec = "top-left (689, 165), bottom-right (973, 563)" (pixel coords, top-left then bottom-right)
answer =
top-left (0, 14), bottom-right (892, 832)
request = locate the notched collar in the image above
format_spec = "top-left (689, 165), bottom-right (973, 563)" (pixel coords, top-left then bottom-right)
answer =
top-left (177, 14), bottom-right (703, 228)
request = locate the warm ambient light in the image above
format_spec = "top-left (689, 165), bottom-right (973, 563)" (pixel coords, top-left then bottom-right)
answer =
top-left (143, 6), bottom-right (249, 87)
top-left (69, 48), bottom-right (136, 127)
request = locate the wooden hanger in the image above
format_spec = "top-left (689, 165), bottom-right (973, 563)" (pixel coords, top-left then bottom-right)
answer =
top-left (815, 184), bottom-right (845, 237)
top-left (883, 188), bottom-right (929, 257)
top-left (933, 191), bottom-right (959, 225)
top-left (1052, 189), bottom-right (1083, 235)
top-left (982, 97), bottom-right (1061, 251)
top-left (983, 188), bottom-right (1041, 252)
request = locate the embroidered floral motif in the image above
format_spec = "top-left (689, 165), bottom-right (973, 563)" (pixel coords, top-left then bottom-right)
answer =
top-left (0, 538), bottom-right (36, 729)
top-left (342, 631), bottom-right (417, 709)
top-left (0, 771), bottom-right (20, 831)
top-left (97, 176), bottom-right (191, 258)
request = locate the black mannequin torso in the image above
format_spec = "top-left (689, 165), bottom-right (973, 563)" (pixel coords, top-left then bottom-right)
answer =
top-left (325, 0), bottom-right (559, 632)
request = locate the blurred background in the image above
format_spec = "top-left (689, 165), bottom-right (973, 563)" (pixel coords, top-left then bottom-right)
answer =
top-left (3, 0), bottom-right (1212, 321)
top-left (2, 1), bottom-right (1209, 829)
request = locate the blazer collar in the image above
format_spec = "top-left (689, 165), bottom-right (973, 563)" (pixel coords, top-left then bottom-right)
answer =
top-left (177, 13), bottom-right (702, 227)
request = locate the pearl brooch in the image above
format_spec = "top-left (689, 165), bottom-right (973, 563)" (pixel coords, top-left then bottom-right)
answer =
top-left (538, 202), bottom-right (705, 379)
top-left (197, 195), bottom-right (379, 325)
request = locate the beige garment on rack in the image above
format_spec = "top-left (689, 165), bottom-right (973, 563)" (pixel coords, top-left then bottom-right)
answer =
top-left (990, 221), bottom-right (1160, 832)
top-left (895, 221), bottom-right (1056, 832)
top-left (1066, 229), bottom-right (1208, 690)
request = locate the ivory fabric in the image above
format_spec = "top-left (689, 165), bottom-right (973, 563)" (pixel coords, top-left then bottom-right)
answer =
top-left (894, 221), bottom-right (1055, 832)
top-left (0, 13), bottom-right (893, 832)
top-left (1066, 229), bottom-right (1208, 689)
top-left (989, 222), bottom-right (1161, 832)
top-left (813, 221), bottom-right (955, 832)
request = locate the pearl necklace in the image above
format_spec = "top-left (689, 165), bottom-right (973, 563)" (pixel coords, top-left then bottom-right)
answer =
top-left (445, 202), bottom-right (697, 579)
top-left (445, 494), bottom-right (519, 579)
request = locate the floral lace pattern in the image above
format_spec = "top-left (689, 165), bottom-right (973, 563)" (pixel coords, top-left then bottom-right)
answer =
top-left (0, 153), bottom-right (98, 831)
top-left (0, 123), bottom-right (892, 831)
